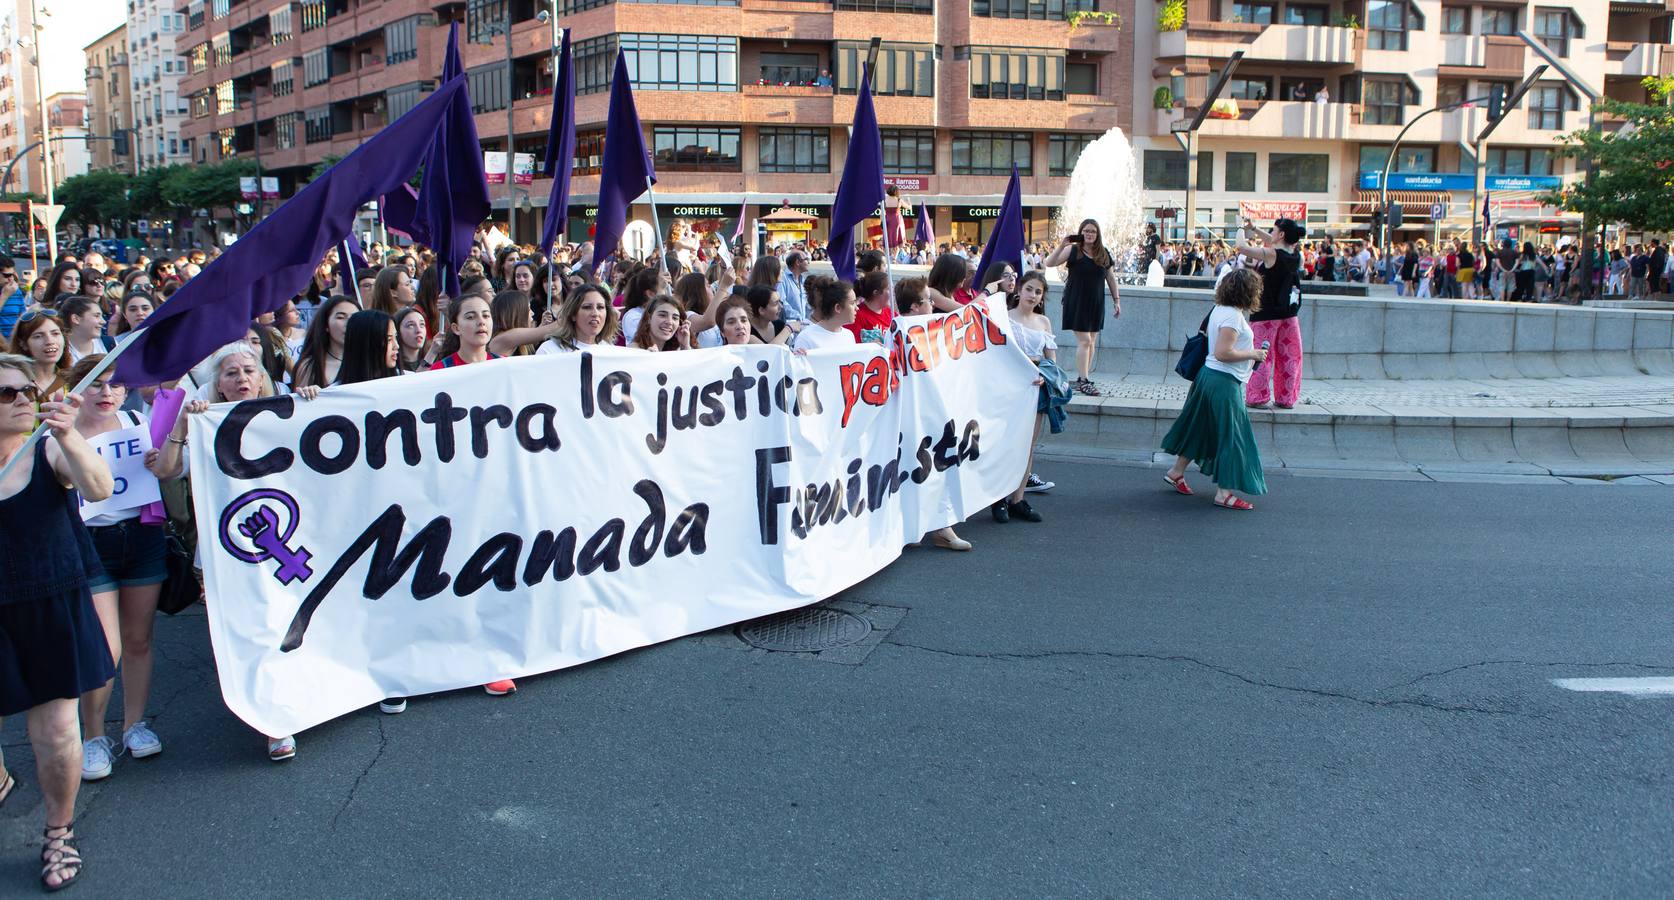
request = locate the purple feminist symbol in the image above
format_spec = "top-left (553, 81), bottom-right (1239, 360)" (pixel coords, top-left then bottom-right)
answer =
top-left (218, 489), bottom-right (313, 585)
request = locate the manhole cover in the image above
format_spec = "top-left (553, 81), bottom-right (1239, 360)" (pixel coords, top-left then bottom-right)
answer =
top-left (737, 607), bottom-right (873, 652)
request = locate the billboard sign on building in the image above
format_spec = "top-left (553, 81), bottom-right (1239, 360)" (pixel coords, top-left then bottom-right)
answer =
top-left (1240, 200), bottom-right (1307, 222)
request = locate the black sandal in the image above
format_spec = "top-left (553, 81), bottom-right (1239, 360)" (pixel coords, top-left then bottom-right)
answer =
top-left (41, 822), bottom-right (82, 893)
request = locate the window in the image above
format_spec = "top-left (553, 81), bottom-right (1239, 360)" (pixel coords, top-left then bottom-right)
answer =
top-left (1066, 62), bottom-right (1097, 95)
top-left (211, 0), bottom-right (229, 19)
top-left (300, 0), bottom-right (329, 32)
top-left (575, 34), bottom-right (739, 93)
top-left (1226, 76), bottom-right (1271, 101)
top-left (1528, 85), bottom-right (1571, 130)
top-left (270, 6), bottom-right (292, 44)
top-left (1048, 133), bottom-right (1096, 176)
top-left (1440, 6), bottom-right (1467, 33)
top-left (216, 127), bottom-right (234, 158)
top-left (214, 79), bottom-right (235, 114)
top-left (759, 53), bottom-right (818, 86)
top-left (972, 0), bottom-right (1095, 21)
top-left (1487, 147), bottom-right (1554, 176)
top-left (1226, 152), bottom-right (1256, 191)
top-left (1367, 1), bottom-right (1419, 51)
top-left (1362, 78), bottom-right (1412, 125)
top-left (168, 136), bottom-right (179, 155)
top-left (190, 90), bottom-right (210, 117)
top-left (188, 43), bottom-right (207, 74)
top-left (1283, 4), bottom-right (1327, 25)
top-left (953, 131), bottom-right (1032, 176)
top-left (1268, 153), bottom-right (1329, 192)
top-left (1140, 150), bottom-right (1212, 190)
top-left (574, 129), bottom-right (605, 175)
top-left (835, 0), bottom-right (930, 12)
top-left (652, 126), bottom-right (741, 171)
top-left (385, 16), bottom-right (419, 65)
top-left (303, 49), bottom-right (331, 87)
top-left (835, 42), bottom-right (934, 97)
top-left (468, 63), bottom-right (509, 113)
top-left (305, 106), bottom-right (331, 143)
top-left (882, 128), bottom-right (935, 174)
top-left (966, 48), bottom-right (1066, 101)
top-left (270, 60), bottom-right (293, 96)
top-left (759, 127), bottom-right (829, 173)
top-left (1232, 2), bottom-right (1274, 24)
top-left (1534, 8), bottom-right (1578, 58)
top-left (1358, 144), bottom-right (1435, 173)
top-left (386, 82), bottom-right (426, 120)
top-left (1480, 8), bottom-right (1515, 35)
top-left (274, 111), bottom-right (298, 149)
top-left (1436, 80), bottom-right (1464, 108)
top-left (211, 33), bottom-right (231, 67)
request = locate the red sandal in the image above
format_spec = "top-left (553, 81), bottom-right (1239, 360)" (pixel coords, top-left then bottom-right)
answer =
top-left (1214, 495), bottom-right (1254, 510)
top-left (1163, 473), bottom-right (1194, 496)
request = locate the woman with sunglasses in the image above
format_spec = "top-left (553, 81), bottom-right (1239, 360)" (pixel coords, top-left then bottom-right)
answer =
top-left (62, 354), bottom-right (185, 783)
top-left (0, 352), bottom-right (117, 892)
top-left (7, 310), bottom-right (69, 395)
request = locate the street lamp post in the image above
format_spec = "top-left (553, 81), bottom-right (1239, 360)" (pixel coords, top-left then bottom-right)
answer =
top-left (1517, 30), bottom-right (1602, 299)
top-left (26, 0), bottom-right (55, 261)
top-left (1377, 97), bottom-right (1485, 250)
top-left (485, 15), bottom-right (520, 245)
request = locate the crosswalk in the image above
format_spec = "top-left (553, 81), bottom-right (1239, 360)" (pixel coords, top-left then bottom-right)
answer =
top-left (1552, 677), bottom-right (1674, 697)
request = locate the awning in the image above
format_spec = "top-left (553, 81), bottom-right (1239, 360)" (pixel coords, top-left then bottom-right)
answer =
top-left (1352, 189), bottom-right (1450, 216)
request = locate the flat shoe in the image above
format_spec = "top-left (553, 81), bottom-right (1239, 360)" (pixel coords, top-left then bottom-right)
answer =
top-left (929, 533), bottom-right (972, 551)
top-left (1163, 473), bottom-right (1193, 496)
top-left (1214, 495), bottom-right (1255, 510)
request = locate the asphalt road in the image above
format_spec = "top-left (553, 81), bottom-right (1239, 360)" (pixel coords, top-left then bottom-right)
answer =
top-left (3, 460), bottom-right (1672, 897)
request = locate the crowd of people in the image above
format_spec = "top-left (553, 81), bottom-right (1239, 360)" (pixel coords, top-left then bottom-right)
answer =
top-left (0, 213), bottom-right (1121, 891)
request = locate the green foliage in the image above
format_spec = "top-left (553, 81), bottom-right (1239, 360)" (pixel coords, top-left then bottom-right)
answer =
top-left (160, 159), bottom-right (257, 213)
top-left (1334, 14), bottom-right (1359, 28)
top-left (1153, 86), bottom-right (1174, 109)
top-left (308, 154), bottom-right (344, 183)
top-left (1156, 0), bottom-right (1185, 32)
top-left (1543, 98), bottom-right (1674, 231)
top-left (1643, 75), bottom-right (1674, 103)
top-left (1067, 10), bottom-right (1121, 31)
top-left (126, 167), bottom-right (171, 219)
top-left (56, 170), bottom-right (134, 229)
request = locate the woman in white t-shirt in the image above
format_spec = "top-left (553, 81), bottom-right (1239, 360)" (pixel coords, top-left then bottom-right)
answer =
top-left (537, 284), bottom-right (621, 354)
top-left (1160, 269), bottom-right (1269, 509)
top-left (791, 275), bottom-right (859, 353)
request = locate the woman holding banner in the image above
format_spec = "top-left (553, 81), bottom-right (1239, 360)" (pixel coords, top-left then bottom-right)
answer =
top-left (632, 296), bottom-right (692, 352)
top-left (0, 352), bottom-right (117, 892)
top-left (292, 296), bottom-right (361, 390)
top-left (538, 284), bottom-right (621, 354)
top-left (65, 354), bottom-right (187, 781)
top-left (394, 307), bottom-right (434, 372)
top-left (792, 277), bottom-right (859, 352)
top-left (992, 272), bottom-right (1056, 525)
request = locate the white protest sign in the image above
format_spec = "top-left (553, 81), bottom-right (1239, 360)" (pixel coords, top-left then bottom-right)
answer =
top-left (188, 304), bottom-right (1040, 737)
top-left (80, 425), bottom-right (161, 521)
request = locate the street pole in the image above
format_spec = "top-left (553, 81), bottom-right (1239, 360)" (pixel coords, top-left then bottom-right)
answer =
top-left (503, 16), bottom-right (517, 246)
top-left (1517, 31), bottom-right (1599, 298)
top-left (252, 69), bottom-right (265, 221)
top-left (1379, 99), bottom-right (1483, 251)
top-left (1175, 52), bottom-right (1244, 243)
top-left (28, 0), bottom-right (54, 261)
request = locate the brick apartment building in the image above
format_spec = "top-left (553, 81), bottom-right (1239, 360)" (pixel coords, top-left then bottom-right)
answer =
top-left (84, 24), bottom-right (135, 173)
top-left (175, 0), bottom-right (1132, 246)
top-left (1131, 0), bottom-right (1671, 245)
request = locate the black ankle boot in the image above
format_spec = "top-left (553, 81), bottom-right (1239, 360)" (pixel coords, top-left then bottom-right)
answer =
top-left (1008, 499), bottom-right (1043, 523)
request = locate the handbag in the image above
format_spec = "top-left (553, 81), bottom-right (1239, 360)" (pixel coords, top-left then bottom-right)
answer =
top-left (156, 519), bottom-right (200, 615)
top-left (1174, 311), bottom-right (1213, 382)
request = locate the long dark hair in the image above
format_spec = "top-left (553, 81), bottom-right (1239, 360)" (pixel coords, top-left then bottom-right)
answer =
top-left (294, 295), bottom-right (360, 388)
top-left (44, 261), bottom-right (82, 301)
top-left (1076, 218), bottom-right (1112, 268)
top-left (1011, 271), bottom-right (1049, 312)
top-left (490, 290), bottom-right (533, 357)
top-left (674, 272), bottom-right (710, 318)
top-left (337, 309), bottom-right (397, 384)
top-left (415, 264), bottom-right (443, 334)
top-left (552, 283), bottom-right (620, 350)
top-left (927, 253), bottom-right (968, 297)
top-left (632, 295), bottom-right (684, 351)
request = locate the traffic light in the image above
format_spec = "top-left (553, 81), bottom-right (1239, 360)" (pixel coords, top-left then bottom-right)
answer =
top-left (1372, 206), bottom-right (1384, 233)
top-left (112, 130), bottom-right (129, 156)
top-left (1488, 83), bottom-right (1506, 122)
top-left (1387, 202), bottom-right (1404, 231)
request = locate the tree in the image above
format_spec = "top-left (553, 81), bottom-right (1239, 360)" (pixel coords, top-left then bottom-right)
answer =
top-left (1544, 81), bottom-right (1674, 231)
top-left (56, 170), bottom-right (134, 232)
top-left (160, 159), bottom-right (257, 214)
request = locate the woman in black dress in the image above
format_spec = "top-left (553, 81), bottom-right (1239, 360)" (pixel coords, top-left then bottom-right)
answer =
top-left (1044, 219), bottom-right (1122, 396)
top-left (0, 352), bottom-right (117, 891)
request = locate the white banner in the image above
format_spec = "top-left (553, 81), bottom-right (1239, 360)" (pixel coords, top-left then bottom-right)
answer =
top-left (484, 151), bottom-right (508, 185)
top-left (80, 425), bottom-right (160, 521)
top-left (189, 305), bottom-right (1038, 737)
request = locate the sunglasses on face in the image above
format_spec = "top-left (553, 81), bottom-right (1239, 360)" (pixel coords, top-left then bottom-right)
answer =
top-left (0, 384), bottom-right (42, 404)
top-left (0, 272), bottom-right (15, 281)
top-left (19, 308), bottom-right (60, 323)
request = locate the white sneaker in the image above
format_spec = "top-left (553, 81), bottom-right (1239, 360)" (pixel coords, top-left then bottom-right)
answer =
top-left (123, 721), bottom-right (162, 759)
top-left (81, 736), bottom-right (117, 781)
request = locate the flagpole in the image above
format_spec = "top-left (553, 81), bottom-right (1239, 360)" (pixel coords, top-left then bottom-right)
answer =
top-left (0, 328), bottom-right (147, 483)
top-left (644, 176), bottom-right (666, 278)
top-left (341, 240), bottom-right (363, 304)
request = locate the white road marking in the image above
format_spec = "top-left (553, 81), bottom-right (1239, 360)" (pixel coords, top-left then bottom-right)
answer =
top-left (1552, 677), bottom-right (1674, 697)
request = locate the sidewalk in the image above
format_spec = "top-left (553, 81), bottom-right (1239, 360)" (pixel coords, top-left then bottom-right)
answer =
top-left (1088, 373), bottom-right (1674, 410)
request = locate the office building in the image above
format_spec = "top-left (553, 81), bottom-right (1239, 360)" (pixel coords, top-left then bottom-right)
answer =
top-left (0, 0), bottom-right (42, 196)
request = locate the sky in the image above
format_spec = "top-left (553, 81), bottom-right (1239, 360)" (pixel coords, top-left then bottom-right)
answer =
top-left (32, 0), bottom-right (127, 99)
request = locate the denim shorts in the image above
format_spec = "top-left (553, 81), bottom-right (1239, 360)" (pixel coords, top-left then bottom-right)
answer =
top-left (87, 520), bottom-right (168, 592)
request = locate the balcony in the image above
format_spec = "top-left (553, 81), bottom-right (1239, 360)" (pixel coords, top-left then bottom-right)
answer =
top-left (741, 82), bottom-right (833, 123)
top-left (1436, 35), bottom-right (1526, 80)
top-left (1156, 22), bottom-right (1359, 66)
top-left (1190, 99), bottom-right (1483, 144)
top-left (1607, 41), bottom-right (1674, 79)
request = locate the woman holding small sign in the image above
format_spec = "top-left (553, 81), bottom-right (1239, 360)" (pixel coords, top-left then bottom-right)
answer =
top-left (63, 354), bottom-right (187, 782)
top-left (0, 352), bottom-right (117, 892)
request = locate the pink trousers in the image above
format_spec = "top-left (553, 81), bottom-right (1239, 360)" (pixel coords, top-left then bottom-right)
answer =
top-left (1245, 317), bottom-right (1303, 407)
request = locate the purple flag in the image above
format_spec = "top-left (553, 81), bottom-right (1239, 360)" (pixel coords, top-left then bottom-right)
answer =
top-left (538, 29), bottom-right (576, 257)
top-left (113, 77), bottom-right (474, 385)
top-left (592, 51), bottom-right (656, 274)
top-left (344, 232), bottom-right (369, 272)
top-left (828, 64), bottom-right (884, 283)
top-left (914, 200), bottom-right (933, 246)
top-left (382, 184), bottom-right (420, 240)
top-left (413, 22), bottom-right (490, 294)
top-left (975, 167), bottom-right (1025, 286)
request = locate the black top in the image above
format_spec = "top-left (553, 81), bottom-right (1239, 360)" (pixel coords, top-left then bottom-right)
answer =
top-left (1316, 251), bottom-right (1335, 280)
top-left (0, 441), bottom-right (95, 605)
top-left (1252, 247), bottom-right (1301, 323)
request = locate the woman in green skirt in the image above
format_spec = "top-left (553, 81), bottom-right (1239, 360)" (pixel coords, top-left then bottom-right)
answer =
top-left (1161, 269), bottom-right (1269, 509)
